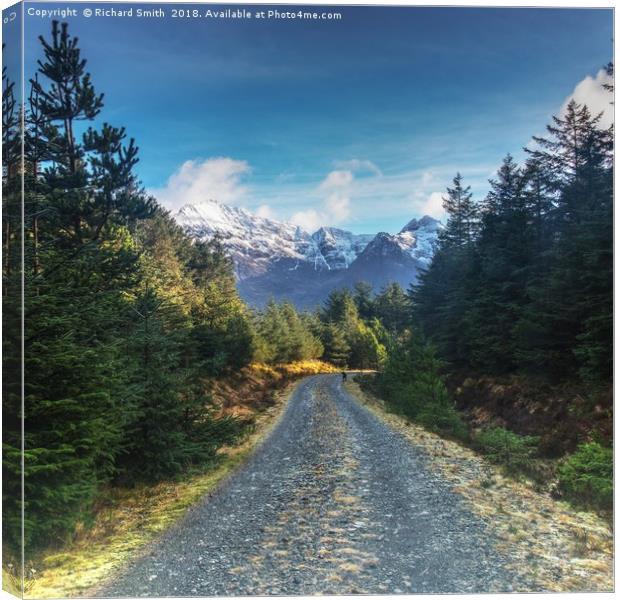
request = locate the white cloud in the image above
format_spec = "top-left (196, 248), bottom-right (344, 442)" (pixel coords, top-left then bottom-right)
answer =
top-left (418, 191), bottom-right (445, 219)
top-left (319, 169), bottom-right (354, 190)
top-left (292, 169), bottom-right (354, 230)
top-left (290, 208), bottom-right (323, 232)
top-left (333, 159), bottom-right (382, 177)
top-left (150, 157), bottom-right (250, 212)
top-left (562, 68), bottom-right (613, 129)
top-left (255, 204), bottom-right (275, 219)
top-left (324, 191), bottom-right (351, 222)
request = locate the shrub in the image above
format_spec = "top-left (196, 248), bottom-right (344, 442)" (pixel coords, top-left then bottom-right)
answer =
top-left (417, 401), bottom-right (469, 441)
top-left (412, 377), bottom-right (468, 440)
top-left (475, 427), bottom-right (539, 474)
top-left (558, 441), bottom-right (613, 509)
top-left (378, 332), bottom-right (469, 440)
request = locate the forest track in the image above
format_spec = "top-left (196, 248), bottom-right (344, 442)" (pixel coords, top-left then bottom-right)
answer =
top-left (101, 374), bottom-right (535, 596)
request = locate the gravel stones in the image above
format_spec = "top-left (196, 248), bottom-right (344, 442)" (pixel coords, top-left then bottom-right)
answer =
top-left (101, 375), bottom-right (539, 596)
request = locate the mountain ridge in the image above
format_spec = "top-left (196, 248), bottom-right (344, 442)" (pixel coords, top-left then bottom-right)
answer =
top-left (175, 199), bottom-right (443, 307)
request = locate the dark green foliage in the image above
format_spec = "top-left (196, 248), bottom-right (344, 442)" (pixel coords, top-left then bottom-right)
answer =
top-left (3, 19), bottom-right (153, 550)
top-left (187, 236), bottom-right (255, 374)
top-left (352, 281), bottom-right (375, 320)
top-left (373, 283), bottom-right (410, 334)
top-left (321, 288), bottom-right (359, 329)
top-left (519, 101), bottom-right (613, 381)
top-left (412, 95), bottom-right (612, 385)
top-left (253, 300), bottom-right (323, 364)
top-left (1, 21), bottom-right (254, 555)
top-left (558, 442), bottom-right (613, 509)
top-left (378, 332), bottom-right (467, 440)
top-left (439, 172), bottom-right (479, 247)
top-left (20, 277), bottom-right (130, 547)
top-left (322, 322), bottom-right (351, 368)
top-left (475, 427), bottom-right (539, 474)
top-left (318, 287), bottom-right (387, 369)
top-left (2, 45), bottom-right (24, 556)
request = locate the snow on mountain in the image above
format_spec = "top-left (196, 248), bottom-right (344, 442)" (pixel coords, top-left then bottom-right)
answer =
top-left (174, 199), bottom-right (443, 307)
top-left (395, 215), bottom-right (444, 266)
top-left (310, 227), bottom-right (376, 270)
top-left (176, 200), bottom-right (314, 279)
top-left (176, 199), bottom-right (379, 278)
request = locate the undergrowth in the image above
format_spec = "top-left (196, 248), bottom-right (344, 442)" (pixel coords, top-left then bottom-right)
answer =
top-left (558, 442), bottom-right (613, 510)
top-left (356, 372), bottom-right (612, 515)
top-left (7, 361), bottom-right (334, 598)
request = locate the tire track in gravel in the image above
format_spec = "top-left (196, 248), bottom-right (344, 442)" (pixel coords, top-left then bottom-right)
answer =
top-left (101, 374), bottom-right (536, 597)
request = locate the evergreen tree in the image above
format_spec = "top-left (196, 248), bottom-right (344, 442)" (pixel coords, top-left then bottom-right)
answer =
top-left (352, 281), bottom-right (375, 320)
top-left (254, 300), bottom-right (292, 364)
top-left (321, 288), bottom-right (359, 329)
top-left (521, 101), bottom-right (612, 379)
top-left (439, 173), bottom-right (479, 248)
top-left (253, 300), bottom-right (323, 364)
top-left (374, 282), bottom-right (410, 334)
top-left (349, 321), bottom-right (386, 369)
top-left (413, 95), bottom-right (612, 385)
top-left (2, 50), bottom-right (24, 555)
top-left (322, 323), bottom-right (350, 367)
top-left (188, 236), bottom-right (254, 374)
top-left (378, 330), bottom-right (466, 439)
top-left (466, 154), bottom-right (531, 371)
top-left (119, 287), bottom-right (192, 480)
top-left (6, 21), bottom-right (153, 549)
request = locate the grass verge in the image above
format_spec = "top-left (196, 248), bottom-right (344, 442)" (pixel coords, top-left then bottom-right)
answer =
top-left (11, 364), bottom-right (330, 599)
top-left (344, 378), bottom-right (613, 593)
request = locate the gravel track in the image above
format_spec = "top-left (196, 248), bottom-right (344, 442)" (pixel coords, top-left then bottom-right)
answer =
top-left (102, 374), bottom-right (531, 596)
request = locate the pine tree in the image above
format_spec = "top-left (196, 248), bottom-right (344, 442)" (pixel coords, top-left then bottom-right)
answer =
top-left (466, 154), bottom-right (530, 372)
top-left (321, 288), bottom-right (359, 329)
top-left (4, 21), bottom-right (153, 549)
top-left (439, 173), bottom-right (479, 248)
top-left (322, 323), bottom-right (350, 367)
top-left (522, 101), bottom-right (612, 379)
top-left (349, 321), bottom-right (386, 369)
top-left (2, 51), bottom-right (24, 556)
top-left (118, 287), bottom-right (191, 480)
top-left (374, 282), bottom-right (410, 334)
top-left (410, 172), bottom-right (481, 367)
top-left (352, 281), bottom-right (375, 320)
top-left (188, 237), bottom-right (254, 374)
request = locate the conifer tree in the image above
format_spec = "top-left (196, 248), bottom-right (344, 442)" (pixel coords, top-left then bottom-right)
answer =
top-left (522, 101), bottom-right (612, 378)
top-left (352, 281), bottom-right (375, 320)
top-left (2, 51), bottom-right (24, 555)
top-left (5, 21), bottom-right (152, 549)
top-left (322, 323), bottom-right (350, 368)
top-left (439, 173), bottom-right (478, 248)
top-left (321, 289), bottom-right (359, 329)
top-left (466, 154), bottom-right (530, 371)
top-left (374, 282), bottom-right (410, 334)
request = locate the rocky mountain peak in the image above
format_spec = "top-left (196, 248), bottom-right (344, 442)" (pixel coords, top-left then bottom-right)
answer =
top-left (173, 199), bottom-right (442, 307)
top-left (400, 214), bottom-right (442, 233)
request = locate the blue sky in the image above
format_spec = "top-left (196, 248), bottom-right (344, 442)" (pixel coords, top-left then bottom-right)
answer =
top-left (20, 3), bottom-right (614, 233)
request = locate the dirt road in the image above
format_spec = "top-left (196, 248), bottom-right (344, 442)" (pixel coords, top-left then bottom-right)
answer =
top-left (103, 374), bottom-right (532, 596)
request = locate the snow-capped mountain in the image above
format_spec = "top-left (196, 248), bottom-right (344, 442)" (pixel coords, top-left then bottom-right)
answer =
top-left (177, 201), bottom-right (312, 280)
top-left (310, 227), bottom-right (376, 271)
top-left (175, 199), bottom-right (442, 307)
top-left (395, 215), bottom-right (444, 267)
